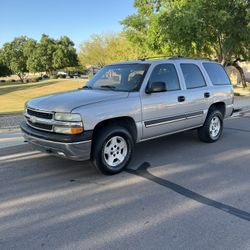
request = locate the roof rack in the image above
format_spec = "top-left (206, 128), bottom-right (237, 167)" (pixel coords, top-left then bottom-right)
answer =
top-left (169, 56), bottom-right (211, 61)
top-left (138, 55), bottom-right (169, 61)
top-left (138, 55), bottom-right (211, 61)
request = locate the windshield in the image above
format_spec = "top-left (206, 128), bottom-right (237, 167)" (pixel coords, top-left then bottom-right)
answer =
top-left (85, 64), bottom-right (150, 92)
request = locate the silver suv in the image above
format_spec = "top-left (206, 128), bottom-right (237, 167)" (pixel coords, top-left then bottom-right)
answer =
top-left (21, 58), bottom-right (234, 174)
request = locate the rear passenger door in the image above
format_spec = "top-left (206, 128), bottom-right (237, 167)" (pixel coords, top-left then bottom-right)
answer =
top-left (178, 63), bottom-right (212, 127)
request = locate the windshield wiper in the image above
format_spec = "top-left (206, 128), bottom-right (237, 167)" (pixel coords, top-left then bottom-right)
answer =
top-left (82, 85), bottom-right (92, 89)
top-left (99, 85), bottom-right (116, 90)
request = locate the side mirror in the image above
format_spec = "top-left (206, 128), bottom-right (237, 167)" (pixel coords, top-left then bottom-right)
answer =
top-left (146, 81), bottom-right (166, 94)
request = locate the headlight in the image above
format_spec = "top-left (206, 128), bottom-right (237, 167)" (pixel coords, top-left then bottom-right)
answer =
top-left (54, 113), bottom-right (83, 134)
top-left (54, 112), bottom-right (82, 122)
top-left (54, 126), bottom-right (84, 135)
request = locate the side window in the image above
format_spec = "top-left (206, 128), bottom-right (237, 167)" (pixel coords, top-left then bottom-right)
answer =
top-left (203, 63), bottom-right (231, 85)
top-left (181, 63), bottom-right (206, 89)
top-left (149, 64), bottom-right (180, 91)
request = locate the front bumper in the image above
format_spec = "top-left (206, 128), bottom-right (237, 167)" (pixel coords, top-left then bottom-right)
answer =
top-left (20, 121), bottom-right (92, 161)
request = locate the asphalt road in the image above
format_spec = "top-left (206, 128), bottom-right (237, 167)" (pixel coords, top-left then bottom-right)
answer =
top-left (0, 111), bottom-right (250, 250)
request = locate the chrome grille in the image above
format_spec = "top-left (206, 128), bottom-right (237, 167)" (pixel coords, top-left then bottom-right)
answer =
top-left (25, 107), bottom-right (83, 133)
top-left (27, 120), bottom-right (53, 131)
top-left (27, 109), bottom-right (53, 120)
top-left (25, 108), bottom-right (54, 132)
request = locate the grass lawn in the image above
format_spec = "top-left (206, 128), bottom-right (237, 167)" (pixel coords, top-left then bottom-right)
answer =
top-left (0, 79), bottom-right (87, 114)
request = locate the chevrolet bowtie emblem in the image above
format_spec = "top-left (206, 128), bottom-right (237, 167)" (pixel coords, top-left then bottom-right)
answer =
top-left (30, 116), bottom-right (37, 123)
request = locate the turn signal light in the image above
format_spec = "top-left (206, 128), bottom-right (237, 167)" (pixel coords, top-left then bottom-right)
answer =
top-left (70, 127), bottom-right (84, 134)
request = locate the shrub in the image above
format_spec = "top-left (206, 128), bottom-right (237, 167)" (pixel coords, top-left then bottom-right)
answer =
top-left (31, 77), bottom-right (40, 82)
top-left (234, 92), bottom-right (240, 96)
top-left (58, 74), bottom-right (66, 79)
top-left (0, 80), bottom-right (6, 83)
top-left (23, 79), bottom-right (29, 83)
top-left (88, 73), bottom-right (94, 79)
top-left (10, 79), bottom-right (15, 82)
top-left (42, 75), bottom-right (49, 79)
top-left (50, 75), bottom-right (58, 79)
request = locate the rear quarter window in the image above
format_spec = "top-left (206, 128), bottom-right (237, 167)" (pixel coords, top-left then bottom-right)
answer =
top-left (203, 63), bottom-right (231, 85)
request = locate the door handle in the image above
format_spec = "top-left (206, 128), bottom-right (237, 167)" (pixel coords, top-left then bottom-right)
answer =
top-left (178, 96), bottom-right (185, 102)
top-left (204, 92), bottom-right (210, 98)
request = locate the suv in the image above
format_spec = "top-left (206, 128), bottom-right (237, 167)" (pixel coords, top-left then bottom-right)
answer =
top-left (21, 58), bottom-right (234, 175)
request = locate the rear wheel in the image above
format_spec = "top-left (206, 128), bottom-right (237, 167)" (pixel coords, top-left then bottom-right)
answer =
top-left (198, 109), bottom-right (223, 143)
top-left (92, 126), bottom-right (134, 175)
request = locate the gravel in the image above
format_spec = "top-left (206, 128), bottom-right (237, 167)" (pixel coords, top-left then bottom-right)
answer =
top-left (0, 114), bottom-right (24, 130)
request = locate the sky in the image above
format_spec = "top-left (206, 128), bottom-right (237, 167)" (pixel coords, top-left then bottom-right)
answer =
top-left (0, 0), bottom-right (135, 48)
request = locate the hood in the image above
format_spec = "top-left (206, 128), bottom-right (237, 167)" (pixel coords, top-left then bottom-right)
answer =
top-left (27, 89), bottom-right (129, 112)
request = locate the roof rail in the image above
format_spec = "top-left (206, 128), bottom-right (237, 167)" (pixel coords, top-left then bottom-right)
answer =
top-left (168, 56), bottom-right (211, 61)
top-left (138, 55), bottom-right (211, 61)
top-left (138, 55), bottom-right (169, 61)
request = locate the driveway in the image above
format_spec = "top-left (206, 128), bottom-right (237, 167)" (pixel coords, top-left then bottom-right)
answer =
top-left (0, 110), bottom-right (250, 250)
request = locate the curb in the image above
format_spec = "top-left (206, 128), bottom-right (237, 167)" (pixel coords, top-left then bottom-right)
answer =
top-left (0, 128), bottom-right (20, 133)
top-left (0, 112), bottom-right (23, 117)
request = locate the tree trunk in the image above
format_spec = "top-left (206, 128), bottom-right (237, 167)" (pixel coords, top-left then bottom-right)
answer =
top-left (232, 61), bottom-right (247, 88)
top-left (17, 73), bottom-right (24, 83)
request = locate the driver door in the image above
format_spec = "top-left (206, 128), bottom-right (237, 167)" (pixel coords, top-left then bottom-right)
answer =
top-left (141, 63), bottom-right (188, 139)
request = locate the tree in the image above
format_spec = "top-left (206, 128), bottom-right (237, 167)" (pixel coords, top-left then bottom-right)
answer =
top-left (1, 36), bottom-right (35, 82)
top-left (122, 0), bottom-right (250, 87)
top-left (79, 34), bottom-right (108, 67)
top-left (0, 35), bottom-right (78, 79)
top-left (0, 63), bottom-right (11, 77)
top-left (52, 36), bottom-right (78, 70)
top-left (27, 34), bottom-right (78, 75)
top-left (0, 50), bottom-right (11, 77)
top-left (27, 34), bottom-right (56, 75)
top-left (105, 33), bottom-right (142, 63)
top-left (78, 33), bottom-right (141, 67)
top-left (26, 45), bottom-right (45, 75)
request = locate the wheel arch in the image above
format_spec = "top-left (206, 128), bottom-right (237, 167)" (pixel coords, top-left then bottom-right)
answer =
top-left (208, 102), bottom-right (226, 117)
top-left (91, 116), bottom-right (138, 157)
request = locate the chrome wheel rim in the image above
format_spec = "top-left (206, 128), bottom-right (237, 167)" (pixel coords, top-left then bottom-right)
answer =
top-left (209, 116), bottom-right (221, 139)
top-left (103, 136), bottom-right (128, 167)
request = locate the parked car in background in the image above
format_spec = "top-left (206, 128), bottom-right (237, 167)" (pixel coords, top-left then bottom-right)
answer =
top-left (57, 71), bottom-right (68, 77)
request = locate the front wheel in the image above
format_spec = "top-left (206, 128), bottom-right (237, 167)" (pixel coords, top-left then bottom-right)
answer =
top-left (198, 110), bottom-right (223, 143)
top-left (92, 126), bottom-right (134, 175)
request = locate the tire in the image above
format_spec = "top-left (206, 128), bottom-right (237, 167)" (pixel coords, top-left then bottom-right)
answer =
top-left (92, 125), bottom-right (134, 175)
top-left (197, 109), bottom-right (223, 143)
